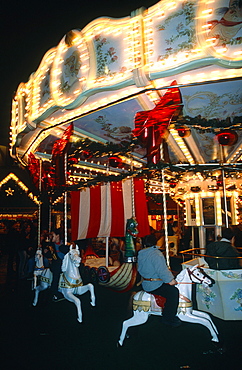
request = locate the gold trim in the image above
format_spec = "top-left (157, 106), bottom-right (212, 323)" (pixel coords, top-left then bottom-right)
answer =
top-left (62, 273), bottom-right (83, 288)
top-left (133, 300), bottom-right (151, 312)
top-left (178, 302), bottom-right (193, 308)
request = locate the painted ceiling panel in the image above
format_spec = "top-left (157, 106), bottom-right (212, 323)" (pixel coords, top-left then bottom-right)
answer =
top-left (36, 78), bottom-right (241, 165)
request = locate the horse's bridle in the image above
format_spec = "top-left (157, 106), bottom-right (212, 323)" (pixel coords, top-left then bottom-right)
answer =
top-left (187, 267), bottom-right (208, 285)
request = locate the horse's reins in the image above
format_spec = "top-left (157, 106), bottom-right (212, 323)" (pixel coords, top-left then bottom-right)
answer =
top-left (141, 265), bottom-right (206, 284)
top-left (178, 268), bottom-right (207, 304)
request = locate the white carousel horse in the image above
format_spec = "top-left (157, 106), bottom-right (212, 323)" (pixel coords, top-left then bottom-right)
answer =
top-left (33, 245), bottom-right (95, 323)
top-left (118, 265), bottom-right (219, 346)
top-left (33, 248), bottom-right (47, 289)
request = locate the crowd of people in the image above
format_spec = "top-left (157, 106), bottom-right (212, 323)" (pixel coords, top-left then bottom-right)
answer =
top-left (0, 221), bottom-right (69, 301)
top-left (4, 220), bottom-right (38, 279)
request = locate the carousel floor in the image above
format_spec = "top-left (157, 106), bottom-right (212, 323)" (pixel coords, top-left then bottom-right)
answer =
top-left (0, 254), bottom-right (241, 370)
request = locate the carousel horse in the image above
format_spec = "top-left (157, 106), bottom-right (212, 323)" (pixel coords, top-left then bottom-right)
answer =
top-left (118, 265), bottom-right (220, 346)
top-left (124, 217), bottom-right (138, 262)
top-left (32, 247), bottom-right (48, 289)
top-left (33, 245), bottom-right (95, 323)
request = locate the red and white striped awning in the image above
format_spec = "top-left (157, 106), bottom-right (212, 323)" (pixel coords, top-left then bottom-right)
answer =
top-left (71, 178), bottom-right (150, 241)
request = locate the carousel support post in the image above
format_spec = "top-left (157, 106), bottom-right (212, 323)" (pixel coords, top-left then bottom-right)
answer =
top-left (105, 237), bottom-right (109, 267)
top-left (38, 158), bottom-right (42, 246)
top-left (123, 177), bottom-right (137, 263)
top-left (221, 168), bottom-right (229, 228)
top-left (131, 177), bottom-right (135, 218)
top-left (49, 199), bottom-right (52, 233)
top-left (105, 163), bottom-right (110, 267)
top-left (199, 226), bottom-right (206, 255)
top-left (64, 191), bottom-right (68, 245)
top-left (64, 153), bottom-right (68, 245)
top-left (191, 227), bottom-right (194, 249)
top-left (162, 169), bottom-right (170, 268)
top-left (219, 144), bottom-right (229, 228)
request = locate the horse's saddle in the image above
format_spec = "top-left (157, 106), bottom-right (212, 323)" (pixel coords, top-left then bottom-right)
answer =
top-left (133, 291), bottom-right (166, 312)
top-left (153, 295), bottom-right (166, 308)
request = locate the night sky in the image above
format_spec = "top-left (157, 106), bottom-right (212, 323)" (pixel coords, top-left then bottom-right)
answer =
top-left (0, 0), bottom-right (157, 147)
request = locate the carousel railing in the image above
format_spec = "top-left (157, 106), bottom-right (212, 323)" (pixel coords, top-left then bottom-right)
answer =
top-left (179, 248), bottom-right (242, 269)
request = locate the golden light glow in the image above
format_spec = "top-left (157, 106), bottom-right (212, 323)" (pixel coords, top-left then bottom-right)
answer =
top-left (5, 187), bottom-right (14, 196)
top-left (9, 0), bottom-right (242, 162)
top-left (215, 191), bottom-right (222, 226)
top-left (169, 128), bottom-right (195, 165)
top-left (0, 213), bottom-right (37, 220)
top-left (52, 196), bottom-right (64, 205)
top-left (0, 173), bottom-right (39, 204)
top-left (29, 50), bottom-right (56, 122)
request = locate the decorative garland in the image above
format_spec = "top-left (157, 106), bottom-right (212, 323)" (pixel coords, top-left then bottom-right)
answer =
top-left (65, 161), bottom-right (242, 192)
top-left (69, 137), bottom-right (140, 158)
top-left (68, 116), bottom-right (242, 162)
top-left (36, 114), bottom-right (242, 197)
top-left (175, 115), bottom-right (242, 131)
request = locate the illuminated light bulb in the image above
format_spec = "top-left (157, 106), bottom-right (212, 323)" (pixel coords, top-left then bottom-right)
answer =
top-left (206, 37), bottom-right (217, 44)
top-left (166, 1), bottom-right (177, 10)
top-left (225, 70), bottom-right (237, 78)
top-left (210, 70), bottom-right (221, 79)
top-left (197, 73), bottom-right (205, 81)
top-left (158, 10), bottom-right (165, 18)
top-left (201, 8), bottom-right (213, 16)
top-left (202, 23), bottom-right (212, 29)
top-left (233, 50), bottom-right (242, 56)
top-left (217, 46), bottom-right (227, 53)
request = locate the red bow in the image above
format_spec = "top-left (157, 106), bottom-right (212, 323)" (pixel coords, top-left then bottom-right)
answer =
top-left (51, 123), bottom-right (73, 187)
top-left (133, 81), bottom-right (182, 164)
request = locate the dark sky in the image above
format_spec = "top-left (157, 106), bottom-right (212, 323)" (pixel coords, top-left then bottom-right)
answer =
top-left (0, 0), bottom-right (157, 147)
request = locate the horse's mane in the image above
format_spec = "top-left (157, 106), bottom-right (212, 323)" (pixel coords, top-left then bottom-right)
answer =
top-left (35, 249), bottom-right (44, 266)
top-left (61, 253), bottom-right (69, 272)
top-left (175, 268), bottom-right (187, 283)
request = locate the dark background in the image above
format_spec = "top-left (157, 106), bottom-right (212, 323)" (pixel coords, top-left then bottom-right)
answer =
top-left (1, 270), bottom-right (242, 370)
top-left (0, 0), bottom-right (157, 147)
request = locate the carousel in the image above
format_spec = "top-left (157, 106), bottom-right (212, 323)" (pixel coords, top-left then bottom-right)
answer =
top-left (9, 0), bottom-right (242, 318)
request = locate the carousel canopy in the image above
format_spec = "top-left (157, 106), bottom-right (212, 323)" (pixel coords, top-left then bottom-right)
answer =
top-left (9, 0), bottom-right (242, 200)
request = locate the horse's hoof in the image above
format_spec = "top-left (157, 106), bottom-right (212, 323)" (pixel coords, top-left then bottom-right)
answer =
top-left (91, 302), bottom-right (95, 307)
top-left (216, 347), bottom-right (226, 355)
top-left (77, 318), bottom-right (83, 323)
top-left (212, 341), bottom-right (226, 355)
top-left (203, 344), bottom-right (226, 355)
top-left (117, 342), bottom-right (123, 348)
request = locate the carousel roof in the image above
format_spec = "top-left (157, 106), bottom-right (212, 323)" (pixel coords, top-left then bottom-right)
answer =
top-left (9, 0), bottom-right (242, 188)
top-left (34, 78), bottom-right (242, 167)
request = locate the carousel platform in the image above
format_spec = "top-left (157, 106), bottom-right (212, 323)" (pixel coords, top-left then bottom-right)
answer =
top-left (0, 252), bottom-right (242, 370)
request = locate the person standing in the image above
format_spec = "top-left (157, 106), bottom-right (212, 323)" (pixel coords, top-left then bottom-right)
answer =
top-left (205, 228), bottom-right (241, 270)
top-left (138, 234), bottom-right (181, 327)
top-left (6, 221), bottom-right (21, 276)
top-left (18, 223), bottom-right (36, 279)
top-left (47, 229), bottom-right (68, 301)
